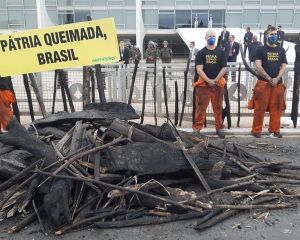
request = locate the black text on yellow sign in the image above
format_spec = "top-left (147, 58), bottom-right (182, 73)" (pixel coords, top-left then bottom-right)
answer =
top-left (0, 18), bottom-right (119, 77)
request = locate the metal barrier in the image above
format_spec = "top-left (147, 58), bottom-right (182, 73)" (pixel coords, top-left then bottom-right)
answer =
top-left (12, 62), bottom-right (296, 125)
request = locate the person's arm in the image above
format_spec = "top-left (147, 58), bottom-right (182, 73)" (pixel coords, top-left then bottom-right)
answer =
top-left (236, 42), bottom-right (240, 55)
top-left (196, 65), bottom-right (215, 86)
top-left (271, 50), bottom-right (288, 85)
top-left (270, 63), bottom-right (286, 86)
top-left (250, 33), bottom-right (253, 42)
top-left (214, 67), bottom-right (227, 82)
top-left (255, 59), bottom-right (272, 82)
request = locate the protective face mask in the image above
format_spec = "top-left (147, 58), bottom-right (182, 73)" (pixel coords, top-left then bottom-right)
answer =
top-left (268, 35), bottom-right (278, 45)
top-left (207, 37), bottom-right (216, 45)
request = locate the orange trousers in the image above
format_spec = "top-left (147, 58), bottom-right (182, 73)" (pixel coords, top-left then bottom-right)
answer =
top-left (193, 86), bottom-right (224, 131)
top-left (251, 80), bottom-right (286, 134)
top-left (0, 90), bottom-right (15, 130)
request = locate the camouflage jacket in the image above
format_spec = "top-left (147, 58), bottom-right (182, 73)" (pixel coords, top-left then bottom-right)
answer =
top-left (145, 47), bottom-right (160, 63)
top-left (160, 47), bottom-right (172, 59)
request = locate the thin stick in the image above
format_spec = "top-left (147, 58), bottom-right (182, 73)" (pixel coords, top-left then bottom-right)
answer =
top-left (9, 211), bottom-right (37, 233)
top-left (32, 200), bottom-right (47, 235)
top-left (140, 71), bottom-right (148, 124)
top-left (213, 203), bottom-right (293, 210)
top-left (230, 191), bottom-right (300, 198)
top-left (34, 170), bottom-right (204, 213)
top-left (52, 136), bottom-right (126, 176)
top-left (153, 61), bottom-right (157, 125)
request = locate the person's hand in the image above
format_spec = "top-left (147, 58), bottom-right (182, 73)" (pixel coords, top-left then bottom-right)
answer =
top-left (269, 78), bottom-right (278, 86)
top-left (207, 79), bottom-right (216, 87)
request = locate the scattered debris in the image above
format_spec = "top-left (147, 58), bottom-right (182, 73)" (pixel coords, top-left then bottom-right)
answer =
top-left (0, 103), bottom-right (299, 235)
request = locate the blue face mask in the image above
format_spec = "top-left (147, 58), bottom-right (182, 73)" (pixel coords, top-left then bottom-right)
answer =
top-left (268, 34), bottom-right (278, 45)
top-left (207, 37), bottom-right (216, 46)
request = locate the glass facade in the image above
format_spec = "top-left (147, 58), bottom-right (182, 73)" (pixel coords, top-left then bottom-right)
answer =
top-left (0, 1), bottom-right (298, 31)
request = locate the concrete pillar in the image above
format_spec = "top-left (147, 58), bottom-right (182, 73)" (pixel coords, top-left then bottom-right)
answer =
top-left (36, 0), bottom-right (54, 28)
top-left (136, 0), bottom-right (145, 58)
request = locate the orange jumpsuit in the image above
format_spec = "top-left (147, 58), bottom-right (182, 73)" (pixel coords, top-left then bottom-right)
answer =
top-left (250, 45), bottom-right (287, 135)
top-left (192, 77), bottom-right (226, 131)
top-left (249, 80), bottom-right (286, 134)
top-left (0, 90), bottom-right (15, 130)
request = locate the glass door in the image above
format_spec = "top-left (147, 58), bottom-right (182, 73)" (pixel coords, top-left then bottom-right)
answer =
top-left (191, 12), bottom-right (208, 28)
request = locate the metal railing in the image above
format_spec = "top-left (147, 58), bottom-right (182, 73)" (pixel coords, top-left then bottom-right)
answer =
top-left (12, 62), bottom-right (297, 125)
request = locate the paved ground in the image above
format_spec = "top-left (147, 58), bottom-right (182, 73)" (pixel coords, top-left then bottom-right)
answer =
top-left (1, 135), bottom-right (300, 240)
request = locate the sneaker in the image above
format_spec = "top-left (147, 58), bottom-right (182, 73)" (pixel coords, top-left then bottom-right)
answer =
top-left (269, 132), bottom-right (283, 138)
top-left (216, 129), bottom-right (225, 139)
top-left (252, 132), bottom-right (262, 138)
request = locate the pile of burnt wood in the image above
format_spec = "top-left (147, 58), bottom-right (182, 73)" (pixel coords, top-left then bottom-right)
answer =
top-left (0, 102), bottom-right (299, 235)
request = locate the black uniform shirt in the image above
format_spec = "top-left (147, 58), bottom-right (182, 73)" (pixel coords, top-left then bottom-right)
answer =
top-left (255, 45), bottom-right (287, 83)
top-left (195, 46), bottom-right (227, 80)
top-left (0, 77), bottom-right (10, 90)
top-left (295, 44), bottom-right (300, 71)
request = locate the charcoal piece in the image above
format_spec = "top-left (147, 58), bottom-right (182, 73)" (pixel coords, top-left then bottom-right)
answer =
top-left (0, 150), bottom-right (32, 179)
top-left (103, 142), bottom-right (213, 174)
top-left (28, 126), bottom-right (67, 139)
top-left (33, 102), bottom-right (139, 127)
top-left (130, 122), bottom-right (176, 141)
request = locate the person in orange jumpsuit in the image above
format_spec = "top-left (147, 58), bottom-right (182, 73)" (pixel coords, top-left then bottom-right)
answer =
top-left (250, 26), bottom-right (287, 138)
top-left (192, 30), bottom-right (227, 138)
top-left (0, 77), bottom-right (15, 131)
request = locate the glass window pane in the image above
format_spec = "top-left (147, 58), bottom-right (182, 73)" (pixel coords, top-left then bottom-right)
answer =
top-left (8, 9), bottom-right (24, 25)
top-left (225, 13), bottom-right (242, 28)
top-left (91, 0), bottom-right (107, 5)
top-left (143, 9), bottom-right (158, 25)
top-left (108, 9), bottom-right (124, 25)
top-left (176, 1), bottom-right (192, 5)
top-left (158, 0), bottom-right (174, 6)
top-left (91, 10), bottom-right (108, 19)
top-left (0, 0), bottom-right (6, 8)
top-left (24, 0), bottom-right (37, 8)
top-left (210, 0), bottom-right (226, 6)
top-left (243, 9), bottom-right (259, 24)
top-left (159, 12), bottom-right (174, 29)
top-left (58, 0), bottom-right (73, 6)
top-left (46, 6), bottom-right (58, 25)
top-left (278, 0), bottom-right (294, 5)
top-left (45, 1), bottom-right (57, 5)
top-left (260, 0), bottom-right (277, 4)
top-left (294, 13), bottom-right (300, 27)
top-left (192, 0), bottom-right (208, 5)
top-left (75, 10), bottom-right (90, 22)
top-left (125, 10), bottom-right (135, 29)
top-left (108, 0), bottom-right (123, 6)
top-left (73, 0), bottom-right (90, 5)
top-left (175, 10), bottom-right (191, 28)
top-left (260, 13), bottom-right (276, 28)
top-left (0, 12), bottom-right (8, 28)
top-left (277, 9), bottom-right (293, 23)
top-left (7, 0), bottom-right (23, 5)
top-left (296, 0), bottom-right (300, 6)
top-left (58, 10), bottom-right (74, 24)
top-left (142, 0), bottom-right (157, 5)
top-left (210, 10), bottom-right (224, 27)
top-left (227, 0), bottom-right (241, 5)
top-left (125, 0), bottom-right (135, 5)
top-left (25, 11), bottom-right (38, 29)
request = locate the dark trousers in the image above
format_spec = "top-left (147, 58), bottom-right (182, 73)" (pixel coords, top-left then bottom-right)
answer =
top-left (244, 44), bottom-right (249, 56)
top-left (228, 56), bottom-right (236, 82)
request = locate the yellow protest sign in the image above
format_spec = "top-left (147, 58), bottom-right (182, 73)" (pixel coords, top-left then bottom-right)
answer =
top-left (0, 18), bottom-right (119, 77)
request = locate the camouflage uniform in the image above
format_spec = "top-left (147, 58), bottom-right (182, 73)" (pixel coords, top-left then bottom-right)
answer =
top-left (145, 42), bottom-right (160, 64)
top-left (130, 46), bottom-right (141, 64)
top-left (160, 46), bottom-right (172, 63)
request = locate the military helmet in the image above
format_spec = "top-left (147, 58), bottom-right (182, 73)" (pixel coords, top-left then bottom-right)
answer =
top-left (148, 41), bottom-right (155, 46)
